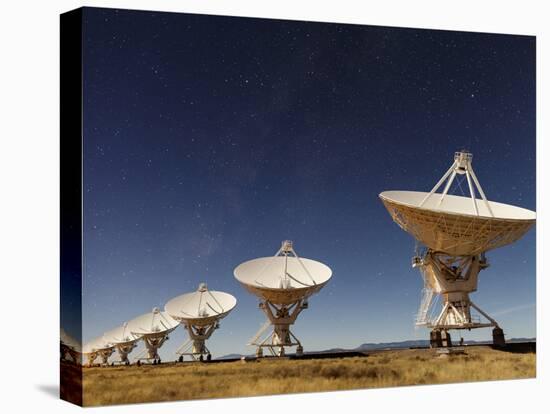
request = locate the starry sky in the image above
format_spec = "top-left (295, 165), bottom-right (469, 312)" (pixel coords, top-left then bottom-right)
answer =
top-left (77, 7), bottom-right (536, 358)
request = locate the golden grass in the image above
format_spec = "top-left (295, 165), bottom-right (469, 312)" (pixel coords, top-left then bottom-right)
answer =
top-left (82, 346), bottom-right (535, 406)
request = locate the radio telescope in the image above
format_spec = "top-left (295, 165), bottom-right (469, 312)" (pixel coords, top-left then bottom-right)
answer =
top-left (127, 307), bottom-right (179, 363)
top-left (60, 328), bottom-right (81, 364)
top-left (103, 322), bottom-right (142, 365)
top-left (380, 151), bottom-right (535, 347)
top-left (165, 283), bottom-right (237, 361)
top-left (82, 336), bottom-right (114, 366)
top-left (234, 240), bottom-right (332, 357)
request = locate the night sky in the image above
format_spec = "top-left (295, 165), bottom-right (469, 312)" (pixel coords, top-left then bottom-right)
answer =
top-left (78, 7), bottom-right (536, 358)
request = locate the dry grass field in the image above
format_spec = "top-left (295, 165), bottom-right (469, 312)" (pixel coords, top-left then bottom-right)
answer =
top-left (81, 346), bottom-right (535, 406)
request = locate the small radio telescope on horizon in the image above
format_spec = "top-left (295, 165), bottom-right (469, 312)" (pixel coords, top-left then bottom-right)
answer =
top-left (127, 307), bottom-right (179, 363)
top-left (82, 336), bottom-right (114, 366)
top-left (165, 282), bottom-right (237, 361)
top-left (379, 151), bottom-right (535, 347)
top-left (234, 240), bottom-right (332, 357)
top-left (103, 322), bottom-right (142, 365)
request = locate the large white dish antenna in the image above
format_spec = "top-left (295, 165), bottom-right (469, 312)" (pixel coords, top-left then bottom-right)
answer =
top-left (126, 307), bottom-right (179, 337)
top-left (82, 336), bottom-right (113, 354)
top-left (127, 307), bottom-right (178, 362)
top-left (165, 283), bottom-right (237, 326)
top-left (234, 251), bottom-right (332, 305)
top-left (82, 336), bottom-right (114, 366)
top-left (104, 322), bottom-right (141, 345)
top-left (103, 322), bottom-right (141, 365)
top-left (380, 190), bottom-right (535, 256)
top-left (234, 241), bottom-right (332, 357)
top-left (166, 283), bottom-right (237, 360)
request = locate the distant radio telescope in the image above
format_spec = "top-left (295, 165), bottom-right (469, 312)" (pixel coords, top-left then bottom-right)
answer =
top-left (165, 283), bottom-right (237, 361)
top-left (82, 336), bottom-right (114, 366)
top-left (380, 151), bottom-right (535, 347)
top-left (234, 240), bottom-right (332, 357)
top-left (127, 307), bottom-right (179, 363)
top-left (103, 322), bottom-right (142, 365)
top-left (60, 329), bottom-right (81, 364)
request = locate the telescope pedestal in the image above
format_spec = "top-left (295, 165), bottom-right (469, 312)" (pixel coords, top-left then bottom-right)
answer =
top-left (86, 352), bottom-right (98, 366)
top-left (430, 330), bottom-right (452, 348)
top-left (493, 327), bottom-right (506, 347)
top-left (176, 323), bottom-right (217, 361)
top-left (416, 251), bottom-right (504, 347)
top-left (114, 342), bottom-right (136, 365)
top-left (135, 334), bottom-right (169, 363)
top-left (252, 299), bottom-right (307, 357)
top-left (98, 348), bottom-right (114, 365)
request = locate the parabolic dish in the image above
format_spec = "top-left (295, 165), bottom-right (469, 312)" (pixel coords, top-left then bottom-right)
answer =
top-left (165, 288), bottom-right (237, 327)
top-left (126, 308), bottom-right (179, 337)
top-left (103, 323), bottom-right (141, 345)
top-left (234, 256), bottom-right (332, 304)
top-left (82, 336), bottom-right (113, 354)
top-left (379, 190), bottom-right (536, 256)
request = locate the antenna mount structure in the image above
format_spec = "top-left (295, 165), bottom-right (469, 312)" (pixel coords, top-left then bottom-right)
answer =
top-left (175, 322), bottom-right (219, 361)
top-left (412, 250), bottom-right (500, 347)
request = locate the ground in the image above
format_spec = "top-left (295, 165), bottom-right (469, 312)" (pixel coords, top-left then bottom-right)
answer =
top-left (78, 345), bottom-right (535, 407)
top-left (60, 362), bottom-right (82, 406)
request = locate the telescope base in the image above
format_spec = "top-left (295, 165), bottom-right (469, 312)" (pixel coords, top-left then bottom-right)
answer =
top-left (253, 330), bottom-right (303, 357)
top-left (429, 330), bottom-right (452, 348)
top-left (248, 299), bottom-right (308, 358)
top-left (492, 327), bottom-right (506, 347)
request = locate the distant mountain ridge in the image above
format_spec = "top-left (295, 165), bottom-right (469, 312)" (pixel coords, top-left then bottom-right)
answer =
top-left (216, 337), bottom-right (536, 360)
top-left (355, 337), bottom-right (535, 351)
top-left (216, 353), bottom-right (246, 360)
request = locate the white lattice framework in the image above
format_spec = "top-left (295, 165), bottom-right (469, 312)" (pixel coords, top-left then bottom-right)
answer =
top-left (381, 197), bottom-right (535, 257)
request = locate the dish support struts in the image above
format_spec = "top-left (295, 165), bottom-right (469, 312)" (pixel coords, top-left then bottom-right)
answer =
top-left (61, 344), bottom-right (80, 364)
top-left (175, 322), bottom-right (219, 361)
top-left (134, 333), bottom-right (170, 362)
top-left (250, 298), bottom-right (307, 357)
top-left (413, 250), bottom-right (504, 347)
top-left (112, 342), bottom-right (138, 365)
